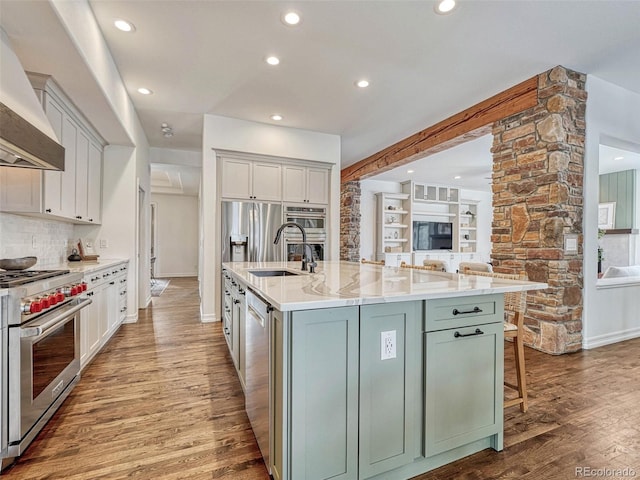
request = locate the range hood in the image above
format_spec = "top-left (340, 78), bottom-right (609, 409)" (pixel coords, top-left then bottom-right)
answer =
top-left (0, 28), bottom-right (64, 170)
top-left (0, 102), bottom-right (65, 170)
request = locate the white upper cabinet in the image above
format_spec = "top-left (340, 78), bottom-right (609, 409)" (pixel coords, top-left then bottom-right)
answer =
top-left (283, 165), bottom-right (329, 205)
top-left (86, 142), bottom-right (102, 223)
top-left (0, 75), bottom-right (103, 224)
top-left (221, 157), bottom-right (282, 201)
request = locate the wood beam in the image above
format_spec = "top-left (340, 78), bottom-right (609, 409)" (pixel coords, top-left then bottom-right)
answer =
top-left (341, 75), bottom-right (539, 183)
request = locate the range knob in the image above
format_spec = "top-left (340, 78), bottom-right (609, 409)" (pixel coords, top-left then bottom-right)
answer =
top-left (48, 294), bottom-right (58, 306)
top-left (30, 299), bottom-right (43, 314)
top-left (71, 285), bottom-right (80, 296)
top-left (81, 282), bottom-right (88, 292)
top-left (56, 291), bottom-right (65, 302)
top-left (40, 296), bottom-right (51, 309)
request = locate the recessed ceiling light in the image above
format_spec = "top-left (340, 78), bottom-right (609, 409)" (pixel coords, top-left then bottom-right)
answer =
top-left (137, 87), bottom-right (152, 95)
top-left (407, 169), bottom-right (414, 174)
top-left (356, 80), bottom-right (370, 88)
top-left (114, 19), bottom-right (135, 32)
top-left (282, 11), bottom-right (301, 26)
top-left (435, 0), bottom-right (457, 14)
top-left (270, 114), bottom-right (283, 121)
top-left (614, 156), bottom-right (625, 160)
top-left (266, 56), bottom-right (280, 66)
top-left (454, 175), bottom-right (461, 179)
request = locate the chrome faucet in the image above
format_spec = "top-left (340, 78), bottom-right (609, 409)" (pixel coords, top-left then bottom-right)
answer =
top-left (274, 222), bottom-right (317, 273)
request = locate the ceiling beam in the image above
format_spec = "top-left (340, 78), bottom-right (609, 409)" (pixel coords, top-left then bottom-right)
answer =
top-left (341, 75), bottom-right (538, 183)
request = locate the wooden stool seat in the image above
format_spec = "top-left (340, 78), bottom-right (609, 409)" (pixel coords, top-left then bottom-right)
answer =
top-left (465, 269), bottom-right (529, 413)
top-left (460, 262), bottom-right (493, 273)
top-left (422, 259), bottom-right (447, 272)
top-left (361, 258), bottom-right (385, 265)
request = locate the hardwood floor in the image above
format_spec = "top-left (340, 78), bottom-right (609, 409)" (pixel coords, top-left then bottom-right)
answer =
top-left (4, 277), bottom-right (267, 479)
top-left (4, 277), bottom-right (639, 479)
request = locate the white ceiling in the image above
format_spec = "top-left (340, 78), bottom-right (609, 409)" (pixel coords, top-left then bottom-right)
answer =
top-left (1, 1), bottom-right (640, 190)
top-left (599, 145), bottom-right (640, 175)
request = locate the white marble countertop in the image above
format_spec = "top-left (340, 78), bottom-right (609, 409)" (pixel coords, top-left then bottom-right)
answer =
top-left (48, 258), bottom-right (129, 274)
top-left (223, 261), bottom-right (548, 311)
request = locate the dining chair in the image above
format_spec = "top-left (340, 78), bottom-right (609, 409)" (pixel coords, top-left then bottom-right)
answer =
top-left (465, 269), bottom-right (529, 412)
top-left (361, 258), bottom-right (385, 265)
top-left (459, 261), bottom-right (493, 273)
top-left (422, 259), bottom-right (447, 272)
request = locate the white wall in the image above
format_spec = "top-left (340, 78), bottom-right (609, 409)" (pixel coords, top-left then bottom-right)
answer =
top-left (50, 0), bottom-right (151, 318)
top-left (151, 193), bottom-right (198, 277)
top-left (150, 147), bottom-right (203, 167)
top-left (583, 75), bottom-right (640, 349)
top-left (201, 114), bottom-right (341, 322)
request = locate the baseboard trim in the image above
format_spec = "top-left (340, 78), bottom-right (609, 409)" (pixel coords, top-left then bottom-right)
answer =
top-left (583, 327), bottom-right (640, 349)
top-left (200, 313), bottom-right (219, 323)
top-left (124, 311), bottom-right (138, 324)
top-left (156, 273), bottom-right (197, 278)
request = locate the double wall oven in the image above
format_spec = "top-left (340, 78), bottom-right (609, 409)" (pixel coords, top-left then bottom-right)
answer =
top-left (283, 206), bottom-right (326, 261)
top-left (1, 270), bottom-right (90, 470)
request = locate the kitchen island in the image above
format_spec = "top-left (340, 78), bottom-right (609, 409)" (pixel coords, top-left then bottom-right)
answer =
top-left (222, 261), bottom-right (546, 480)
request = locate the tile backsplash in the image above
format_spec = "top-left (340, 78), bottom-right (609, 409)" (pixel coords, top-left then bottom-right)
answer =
top-left (0, 212), bottom-right (75, 268)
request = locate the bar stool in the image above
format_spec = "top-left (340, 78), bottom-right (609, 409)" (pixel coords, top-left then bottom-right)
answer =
top-left (400, 262), bottom-right (437, 271)
top-left (459, 261), bottom-right (493, 273)
top-left (465, 269), bottom-right (529, 412)
top-left (422, 259), bottom-right (447, 272)
top-left (361, 258), bottom-right (385, 265)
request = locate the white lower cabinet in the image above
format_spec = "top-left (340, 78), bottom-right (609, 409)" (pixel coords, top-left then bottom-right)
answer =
top-left (80, 261), bottom-right (128, 370)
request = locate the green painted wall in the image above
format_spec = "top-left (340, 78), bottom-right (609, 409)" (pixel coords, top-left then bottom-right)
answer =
top-left (599, 169), bottom-right (636, 229)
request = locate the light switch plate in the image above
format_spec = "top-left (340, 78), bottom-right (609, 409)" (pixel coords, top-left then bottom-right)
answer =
top-left (564, 234), bottom-right (578, 254)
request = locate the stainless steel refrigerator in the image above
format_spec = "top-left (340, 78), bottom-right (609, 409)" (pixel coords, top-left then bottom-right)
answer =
top-left (221, 201), bottom-right (283, 263)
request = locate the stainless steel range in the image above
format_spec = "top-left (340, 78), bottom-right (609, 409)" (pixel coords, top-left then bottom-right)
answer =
top-left (0, 269), bottom-right (91, 471)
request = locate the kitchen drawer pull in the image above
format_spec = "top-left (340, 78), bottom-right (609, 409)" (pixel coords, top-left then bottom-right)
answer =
top-left (452, 306), bottom-right (483, 315)
top-left (233, 299), bottom-right (240, 304)
top-left (109, 281), bottom-right (115, 285)
top-left (454, 328), bottom-right (484, 338)
top-left (224, 327), bottom-right (230, 335)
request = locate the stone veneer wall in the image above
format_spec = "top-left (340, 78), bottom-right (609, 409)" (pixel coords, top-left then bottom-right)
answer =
top-left (340, 181), bottom-right (361, 261)
top-left (491, 66), bottom-right (586, 354)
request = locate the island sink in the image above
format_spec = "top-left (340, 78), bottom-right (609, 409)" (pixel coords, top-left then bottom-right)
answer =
top-left (249, 269), bottom-right (301, 277)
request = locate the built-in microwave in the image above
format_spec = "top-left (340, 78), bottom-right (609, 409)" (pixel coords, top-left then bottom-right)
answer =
top-left (284, 206), bottom-right (326, 234)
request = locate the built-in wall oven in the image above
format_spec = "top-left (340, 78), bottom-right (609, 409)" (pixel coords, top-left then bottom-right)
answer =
top-left (1, 270), bottom-right (90, 470)
top-left (284, 206), bottom-right (326, 234)
top-left (284, 206), bottom-right (326, 261)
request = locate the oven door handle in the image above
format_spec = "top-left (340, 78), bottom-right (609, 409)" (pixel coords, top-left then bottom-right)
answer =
top-left (20, 298), bottom-right (92, 338)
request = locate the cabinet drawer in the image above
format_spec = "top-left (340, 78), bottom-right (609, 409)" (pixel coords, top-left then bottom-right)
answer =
top-left (425, 294), bottom-right (502, 331)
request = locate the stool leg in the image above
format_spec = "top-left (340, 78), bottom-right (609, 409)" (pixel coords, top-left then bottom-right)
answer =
top-left (514, 332), bottom-right (528, 412)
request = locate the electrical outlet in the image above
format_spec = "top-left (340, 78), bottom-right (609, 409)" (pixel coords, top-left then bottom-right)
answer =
top-left (100, 239), bottom-right (108, 248)
top-left (380, 330), bottom-right (396, 361)
top-left (32, 235), bottom-right (37, 249)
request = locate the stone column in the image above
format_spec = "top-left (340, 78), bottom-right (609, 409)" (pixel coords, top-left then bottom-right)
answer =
top-left (491, 66), bottom-right (586, 354)
top-left (340, 181), bottom-right (361, 261)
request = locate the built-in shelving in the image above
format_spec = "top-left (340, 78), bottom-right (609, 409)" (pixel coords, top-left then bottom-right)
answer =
top-left (375, 192), bottom-right (412, 265)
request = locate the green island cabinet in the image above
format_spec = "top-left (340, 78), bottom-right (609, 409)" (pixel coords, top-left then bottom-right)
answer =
top-left (268, 293), bottom-right (504, 480)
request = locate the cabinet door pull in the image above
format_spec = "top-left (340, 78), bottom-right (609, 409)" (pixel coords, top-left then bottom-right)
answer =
top-left (452, 306), bottom-right (482, 315)
top-left (233, 299), bottom-right (240, 304)
top-left (454, 328), bottom-right (484, 338)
